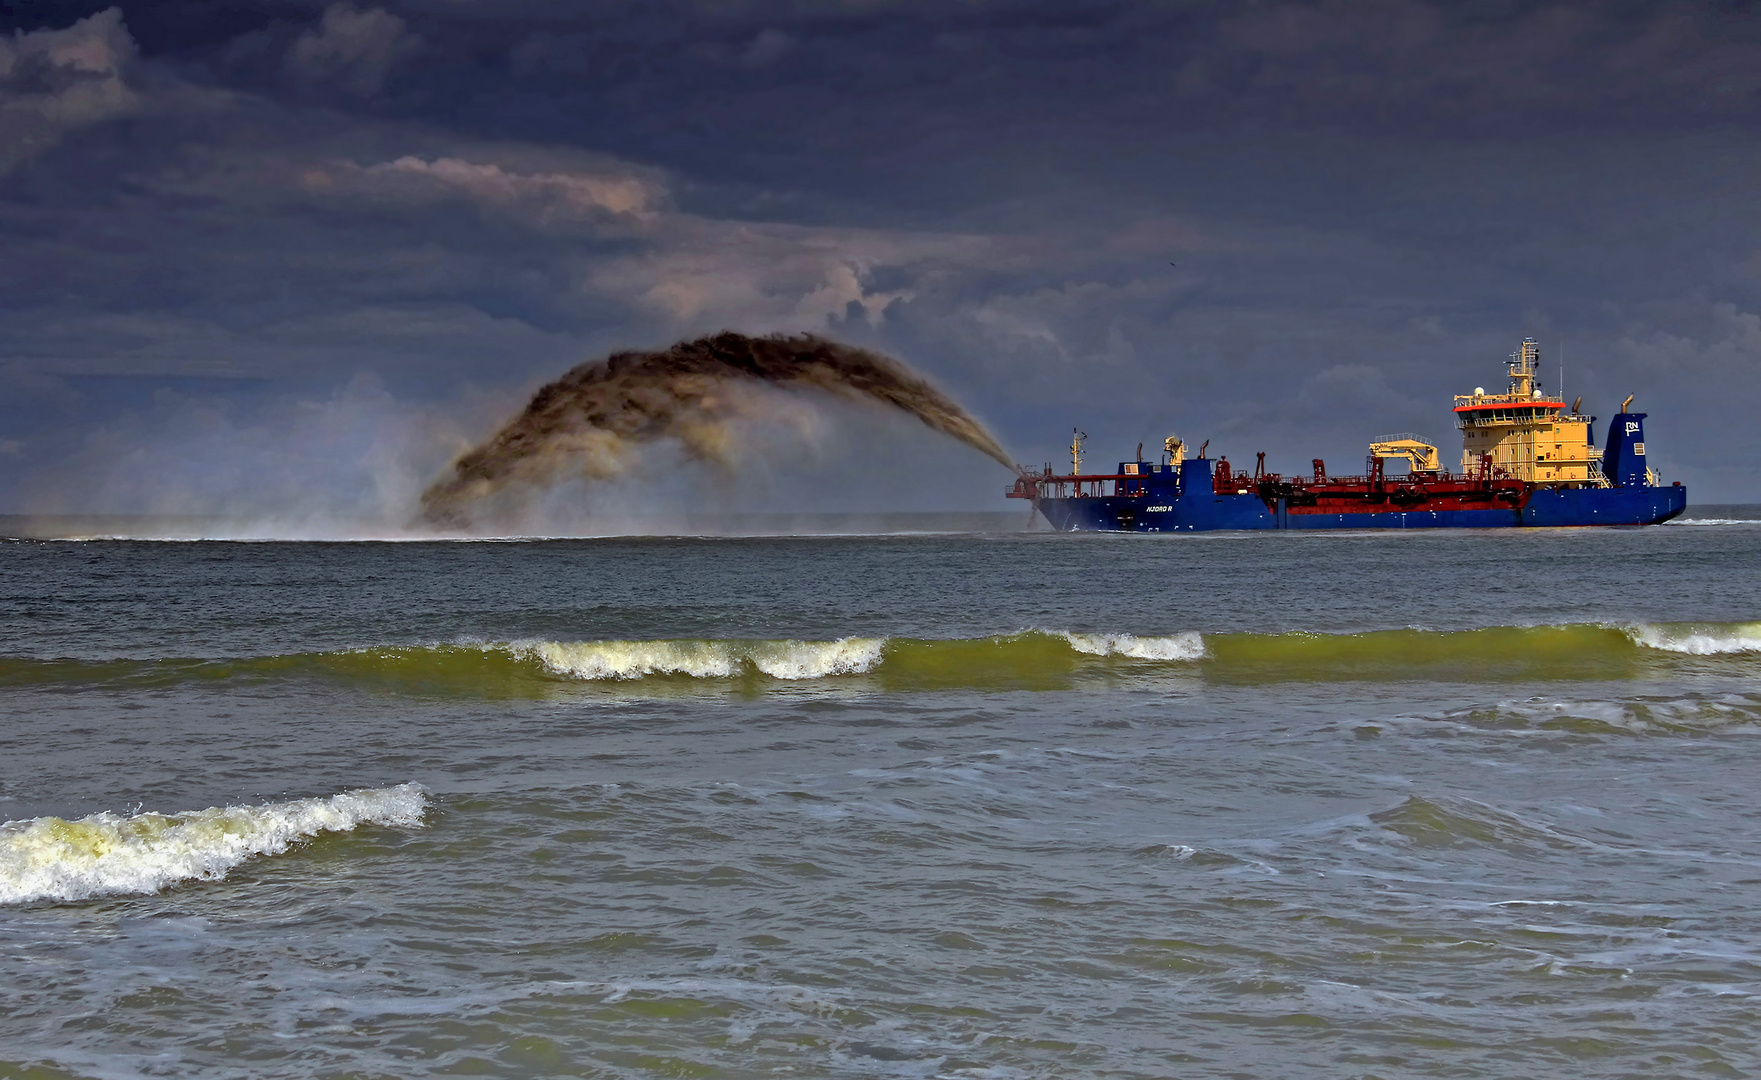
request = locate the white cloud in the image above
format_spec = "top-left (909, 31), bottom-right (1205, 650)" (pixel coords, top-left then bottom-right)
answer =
top-left (127, 134), bottom-right (994, 344)
top-left (0, 7), bottom-right (139, 173)
top-left (283, 146), bottom-right (1016, 340)
top-left (285, 3), bottom-right (420, 96)
top-left (792, 262), bottom-right (912, 327)
top-left (587, 219), bottom-right (979, 333)
top-left (309, 154), bottom-right (661, 220)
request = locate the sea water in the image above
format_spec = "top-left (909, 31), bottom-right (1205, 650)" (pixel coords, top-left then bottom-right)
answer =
top-left (3, 511), bottom-right (1761, 1078)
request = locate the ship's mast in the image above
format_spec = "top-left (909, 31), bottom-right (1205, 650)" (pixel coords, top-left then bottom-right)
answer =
top-left (1508, 338), bottom-right (1540, 399)
top-left (1071, 428), bottom-right (1086, 475)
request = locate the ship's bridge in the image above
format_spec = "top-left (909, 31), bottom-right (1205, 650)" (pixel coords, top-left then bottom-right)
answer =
top-left (1452, 397), bottom-right (1565, 425)
top-left (1452, 338), bottom-right (1603, 486)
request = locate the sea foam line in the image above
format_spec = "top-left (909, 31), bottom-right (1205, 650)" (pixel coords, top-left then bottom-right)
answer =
top-left (0, 784), bottom-right (426, 904)
top-left (501, 631), bottom-right (1208, 681)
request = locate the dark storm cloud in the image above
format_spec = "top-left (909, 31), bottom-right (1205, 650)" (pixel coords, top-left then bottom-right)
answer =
top-left (2, 0), bottom-right (1760, 521)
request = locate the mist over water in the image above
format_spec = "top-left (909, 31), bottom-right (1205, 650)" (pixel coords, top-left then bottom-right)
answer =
top-left (419, 333), bottom-right (1015, 528)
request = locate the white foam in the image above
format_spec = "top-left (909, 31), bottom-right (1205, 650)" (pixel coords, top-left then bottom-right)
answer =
top-left (0, 784), bottom-right (426, 905)
top-left (515, 638), bottom-right (886, 680)
top-left (522, 640), bottom-right (743, 679)
top-left (1664, 518), bottom-right (1760, 526)
top-left (1062, 631), bottom-right (1208, 661)
top-left (1627, 623), bottom-right (1761, 655)
top-left (748, 638), bottom-right (886, 679)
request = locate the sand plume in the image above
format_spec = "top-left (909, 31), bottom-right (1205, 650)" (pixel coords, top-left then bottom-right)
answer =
top-left (418, 332), bottom-right (1012, 526)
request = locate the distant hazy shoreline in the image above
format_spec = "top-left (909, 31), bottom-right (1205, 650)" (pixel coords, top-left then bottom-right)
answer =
top-left (0, 510), bottom-right (1043, 541)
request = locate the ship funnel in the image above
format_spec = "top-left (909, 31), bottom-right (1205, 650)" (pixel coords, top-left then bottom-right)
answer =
top-left (1602, 408), bottom-right (1650, 487)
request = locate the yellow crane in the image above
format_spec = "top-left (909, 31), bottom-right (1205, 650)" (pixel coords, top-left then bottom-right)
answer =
top-left (1369, 434), bottom-right (1441, 473)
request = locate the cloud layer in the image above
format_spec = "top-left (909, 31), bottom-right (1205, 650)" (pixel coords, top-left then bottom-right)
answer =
top-left (3, 0), bottom-right (1760, 520)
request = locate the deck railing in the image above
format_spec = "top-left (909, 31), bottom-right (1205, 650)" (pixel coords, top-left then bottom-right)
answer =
top-left (1453, 393), bottom-right (1564, 408)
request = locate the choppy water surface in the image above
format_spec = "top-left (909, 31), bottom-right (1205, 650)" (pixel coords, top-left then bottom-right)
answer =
top-left (4, 512), bottom-right (1761, 1078)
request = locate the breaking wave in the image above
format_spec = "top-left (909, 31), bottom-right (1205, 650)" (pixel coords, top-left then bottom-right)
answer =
top-left (1624, 622), bottom-right (1761, 655)
top-left (516, 637), bottom-right (886, 680)
top-left (0, 784), bottom-right (427, 905)
top-left (2, 622), bottom-right (1757, 694)
top-left (1062, 632), bottom-right (1208, 661)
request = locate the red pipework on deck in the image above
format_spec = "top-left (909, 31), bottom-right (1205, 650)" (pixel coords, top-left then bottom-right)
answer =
top-left (1009, 448), bottom-right (1538, 514)
top-left (1006, 472), bottom-right (1144, 500)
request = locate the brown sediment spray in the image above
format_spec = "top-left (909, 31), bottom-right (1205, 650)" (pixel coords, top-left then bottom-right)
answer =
top-left (417, 332), bottom-right (1015, 527)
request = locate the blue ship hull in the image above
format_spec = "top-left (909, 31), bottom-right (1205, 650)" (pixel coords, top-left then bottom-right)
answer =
top-left (1036, 480), bottom-right (1686, 532)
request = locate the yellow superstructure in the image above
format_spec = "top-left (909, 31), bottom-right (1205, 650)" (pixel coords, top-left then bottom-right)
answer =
top-left (1453, 338), bottom-right (1604, 486)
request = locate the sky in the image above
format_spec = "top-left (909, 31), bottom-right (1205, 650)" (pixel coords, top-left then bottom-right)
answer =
top-left (3, 0), bottom-right (1760, 528)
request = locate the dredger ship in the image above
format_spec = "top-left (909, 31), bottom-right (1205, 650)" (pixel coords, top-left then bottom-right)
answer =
top-left (1008, 339), bottom-right (1686, 531)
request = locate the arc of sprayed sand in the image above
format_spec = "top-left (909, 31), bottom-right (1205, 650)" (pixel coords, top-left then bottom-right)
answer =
top-left (419, 332), bottom-right (1015, 525)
